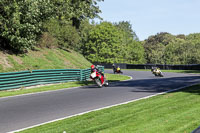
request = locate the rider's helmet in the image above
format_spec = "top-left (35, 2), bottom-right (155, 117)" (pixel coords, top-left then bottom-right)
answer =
top-left (91, 65), bottom-right (95, 69)
top-left (116, 66), bottom-right (120, 71)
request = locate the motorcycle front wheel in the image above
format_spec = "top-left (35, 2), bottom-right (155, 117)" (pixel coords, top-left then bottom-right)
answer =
top-left (159, 73), bottom-right (164, 77)
top-left (104, 80), bottom-right (109, 87)
top-left (95, 78), bottom-right (102, 88)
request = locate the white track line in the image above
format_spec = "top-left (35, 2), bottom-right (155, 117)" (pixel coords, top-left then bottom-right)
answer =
top-left (9, 82), bottom-right (198, 133)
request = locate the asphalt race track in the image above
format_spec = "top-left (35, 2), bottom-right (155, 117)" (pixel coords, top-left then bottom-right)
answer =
top-left (0, 70), bottom-right (200, 133)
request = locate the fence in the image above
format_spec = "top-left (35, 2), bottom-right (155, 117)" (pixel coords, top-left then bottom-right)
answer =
top-left (0, 66), bottom-right (104, 90)
top-left (126, 64), bottom-right (200, 70)
top-left (93, 63), bottom-right (200, 70)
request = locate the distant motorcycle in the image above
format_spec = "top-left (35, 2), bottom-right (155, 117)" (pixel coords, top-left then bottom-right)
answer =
top-left (113, 66), bottom-right (123, 74)
top-left (90, 70), bottom-right (109, 87)
top-left (151, 67), bottom-right (164, 77)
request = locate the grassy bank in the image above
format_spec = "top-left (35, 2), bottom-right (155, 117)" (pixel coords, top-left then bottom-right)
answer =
top-left (0, 73), bottom-right (131, 98)
top-left (0, 48), bottom-right (91, 73)
top-left (19, 84), bottom-right (200, 133)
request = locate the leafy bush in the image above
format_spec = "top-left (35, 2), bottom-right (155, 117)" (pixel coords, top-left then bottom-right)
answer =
top-left (44, 19), bottom-right (80, 50)
top-left (83, 22), bottom-right (123, 63)
top-left (0, 0), bottom-right (53, 53)
top-left (37, 32), bottom-right (58, 48)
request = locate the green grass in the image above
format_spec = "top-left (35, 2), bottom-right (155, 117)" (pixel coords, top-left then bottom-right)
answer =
top-left (18, 84), bottom-right (200, 133)
top-left (0, 73), bottom-right (131, 98)
top-left (105, 73), bottom-right (131, 82)
top-left (0, 48), bottom-right (92, 72)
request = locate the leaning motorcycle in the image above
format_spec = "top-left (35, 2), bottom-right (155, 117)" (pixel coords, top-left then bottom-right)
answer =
top-left (114, 69), bottom-right (123, 74)
top-left (152, 69), bottom-right (164, 77)
top-left (113, 67), bottom-right (123, 74)
top-left (90, 70), bottom-right (109, 87)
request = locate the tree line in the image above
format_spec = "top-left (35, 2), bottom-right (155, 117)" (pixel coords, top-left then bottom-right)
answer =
top-left (1, 0), bottom-right (200, 65)
top-left (143, 32), bottom-right (200, 65)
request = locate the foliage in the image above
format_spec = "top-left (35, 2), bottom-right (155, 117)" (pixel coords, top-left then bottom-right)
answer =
top-left (114, 21), bottom-right (139, 41)
top-left (126, 41), bottom-right (146, 64)
top-left (37, 32), bottom-right (58, 48)
top-left (113, 21), bottom-right (146, 64)
top-left (44, 19), bottom-right (80, 50)
top-left (164, 39), bottom-right (200, 64)
top-left (142, 32), bottom-right (200, 64)
top-left (83, 22), bottom-right (123, 63)
top-left (0, 0), bottom-right (53, 52)
top-left (82, 21), bottom-right (146, 64)
top-left (79, 20), bottom-right (95, 53)
top-left (186, 33), bottom-right (200, 41)
top-left (1, 0), bottom-right (200, 65)
top-left (143, 32), bottom-right (175, 64)
top-left (0, 0), bottom-right (103, 53)
top-left (69, 0), bottom-right (104, 28)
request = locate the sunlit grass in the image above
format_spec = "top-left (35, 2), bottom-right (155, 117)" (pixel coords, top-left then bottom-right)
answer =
top-left (19, 84), bottom-right (200, 133)
top-left (0, 48), bottom-right (92, 72)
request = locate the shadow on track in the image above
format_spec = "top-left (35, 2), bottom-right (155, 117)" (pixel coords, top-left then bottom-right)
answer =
top-left (108, 75), bottom-right (200, 95)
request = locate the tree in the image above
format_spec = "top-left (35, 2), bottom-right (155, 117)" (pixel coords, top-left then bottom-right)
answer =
top-left (112, 21), bottom-right (145, 64)
top-left (82, 21), bottom-right (145, 64)
top-left (126, 41), bottom-right (146, 64)
top-left (143, 32), bottom-right (176, 64)
top-left (72, 0), bottom-right (103, 28)
top-left (164, 37), bottom-right (200, 65)
top-left (51, 0), bottom-right (103, 29)
top-left (44, 19), bottom-right (80, 50)
top-left (114, 21), bottom-right (139, 42)
top-left (79, 19), bottom-right (95, 52)
top-left (0, 0), bottom-right (54, 52)
top-left (83, 22), bottom-right (123, 63)
top-left (0, 0), bottom-right (104, 53)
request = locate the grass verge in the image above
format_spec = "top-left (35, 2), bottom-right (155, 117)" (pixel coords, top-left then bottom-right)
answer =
top-left (18, 84), bottom-right (200, 133)
top-left (0, 73), bottom-right (131, 98)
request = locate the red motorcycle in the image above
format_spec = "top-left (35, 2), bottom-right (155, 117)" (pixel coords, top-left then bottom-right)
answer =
top-left (90, 70), bottom-right (109, 87)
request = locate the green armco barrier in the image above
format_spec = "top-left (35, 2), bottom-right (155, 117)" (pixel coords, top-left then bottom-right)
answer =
top-left (0, 66), bottom-right (104, 90)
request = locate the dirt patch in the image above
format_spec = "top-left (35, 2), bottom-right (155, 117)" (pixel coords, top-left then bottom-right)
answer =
top-left (12, 55), bottom-right (23, 64)
top-left (29, 50), bottom-right (45, 58)
top-left (0, 52), bottom-right (13, 69)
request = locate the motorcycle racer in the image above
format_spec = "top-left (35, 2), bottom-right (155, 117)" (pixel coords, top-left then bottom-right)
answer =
top-left (90, 65), bottom-right (107, 86)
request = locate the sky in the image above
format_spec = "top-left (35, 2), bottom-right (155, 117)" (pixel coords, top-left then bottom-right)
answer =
top-left (96, 0), bottom-right (200, 40)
